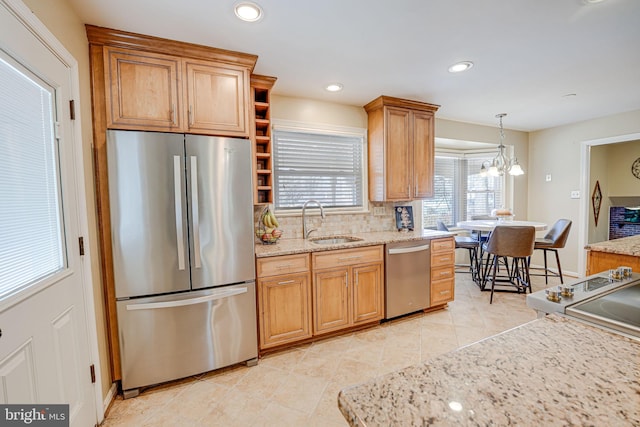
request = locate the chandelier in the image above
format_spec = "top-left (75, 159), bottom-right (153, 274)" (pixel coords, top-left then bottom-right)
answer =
top-left (480, 113), bottom-right (524, 177)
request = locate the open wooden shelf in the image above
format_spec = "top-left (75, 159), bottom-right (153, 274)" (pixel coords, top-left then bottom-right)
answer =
top-left (250, 75), bottom-right (277, 205)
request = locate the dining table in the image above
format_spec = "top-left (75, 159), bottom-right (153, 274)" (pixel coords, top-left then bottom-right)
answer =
top-left (455, 219), bottom-right (548, 288)
top-left (456, 219), bottom-right (548, 232)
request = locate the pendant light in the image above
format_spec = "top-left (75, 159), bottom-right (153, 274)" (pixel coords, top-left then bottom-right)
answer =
top-left (480, 113), bottom-right (524, 177)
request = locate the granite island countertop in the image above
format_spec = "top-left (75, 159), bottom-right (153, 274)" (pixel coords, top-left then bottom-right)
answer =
top-left (584, 234), bottom-right (640, 257)
top-left (255, 229), bottom-right (453, 258)
top-left (338, 315), bottom-right (640, 426)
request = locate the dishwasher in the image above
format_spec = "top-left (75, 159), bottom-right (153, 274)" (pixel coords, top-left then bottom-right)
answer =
top-left (385, 240), bottom-right (431, 319)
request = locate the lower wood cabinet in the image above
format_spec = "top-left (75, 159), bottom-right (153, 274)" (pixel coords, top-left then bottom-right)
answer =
top-left (256, 254), bottom-right (312, 350)
top-left (430, 237), bottom-right (455, 306)
top-left (255, 245), bottom-right (384, 350)
top-left (586, 249), bottom-right (640, 276)
top-left (312, 246), bottom-right (384, 335)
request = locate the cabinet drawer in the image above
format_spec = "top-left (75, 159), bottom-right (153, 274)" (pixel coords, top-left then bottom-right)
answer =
top-left (432, 252), bottom-right (454, 267)
top-left (312, 246), bottom-right (383, 270)
top-left (431, 278), bottom-right (454, 305)
top-left (431, 266), bottom-right (454, 281)
top-left (257, 253), bottom-right (310, 277)
top-left (431, 237), bottom-right (454, 253)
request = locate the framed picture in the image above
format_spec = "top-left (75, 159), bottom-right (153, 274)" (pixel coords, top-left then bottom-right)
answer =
top-left (395, 206), bottom-right (414, 231)
top-left (592, 180), bottom-right (602, 226)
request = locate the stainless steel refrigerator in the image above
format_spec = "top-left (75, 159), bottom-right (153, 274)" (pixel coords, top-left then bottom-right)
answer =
top-left (107, 130), bottom-right (257, 397)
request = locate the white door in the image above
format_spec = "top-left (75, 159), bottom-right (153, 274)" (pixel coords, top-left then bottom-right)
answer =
top-left (0, 2), bottom-right (97, 426)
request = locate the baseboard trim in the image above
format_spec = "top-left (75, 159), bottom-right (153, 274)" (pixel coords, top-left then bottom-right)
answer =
top-left (102, 383), bottom-right (118, 417)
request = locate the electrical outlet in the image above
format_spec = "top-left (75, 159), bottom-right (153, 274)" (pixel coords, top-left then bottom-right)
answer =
top-left (545, 174), bottom-right (552, 182)
top-left (570, 190), bottom-right (580, 199)
top-left (373, 207), bottom-right (386, 216)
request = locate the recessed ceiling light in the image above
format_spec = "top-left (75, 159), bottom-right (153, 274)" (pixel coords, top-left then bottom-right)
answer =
top-left (583, 0), bottom-right (606, 3)
top-left (325, 83), bottom-right (343, 92)
top-left (234, 2), bottom-right (263, 22)
top-left (448, 61), bottom-right (474, 73)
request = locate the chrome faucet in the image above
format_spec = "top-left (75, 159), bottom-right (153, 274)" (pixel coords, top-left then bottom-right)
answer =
top-left (302, 200), bottom-right (325, 239)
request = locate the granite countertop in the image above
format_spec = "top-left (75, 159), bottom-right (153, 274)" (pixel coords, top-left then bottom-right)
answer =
top-left (585, 234), bottom-right (640, 256)
top-left (338, 315), bottom-right (640, 426)
top-left (254, 229), bottom-right (453, 258)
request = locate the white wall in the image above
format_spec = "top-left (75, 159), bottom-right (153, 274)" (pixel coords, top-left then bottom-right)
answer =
top-left (607, 140), bottom-right (640, 197)
top-left (528, 109), bottom-right (640, 276)
top-left (271, 95), bottom-right (367, 128)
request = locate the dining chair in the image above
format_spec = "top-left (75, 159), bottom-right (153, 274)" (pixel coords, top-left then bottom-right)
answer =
top-left (436, 221), bottom-right (480, 282)
top-left (530, 219), bottom-right (572, 284)
top-left (482, 226), bottom-right (535, 304)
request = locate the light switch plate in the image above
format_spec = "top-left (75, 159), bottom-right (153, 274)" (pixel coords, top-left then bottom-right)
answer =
top-left (570, 190), bottom-right (580, 199)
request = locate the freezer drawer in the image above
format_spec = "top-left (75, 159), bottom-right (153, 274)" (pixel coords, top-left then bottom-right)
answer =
top-left (117, 283), bottom-right (258, 391)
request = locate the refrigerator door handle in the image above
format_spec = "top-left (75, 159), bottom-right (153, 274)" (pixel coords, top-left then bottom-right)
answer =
top-left (173, 155), bottom-right (186, 271)
top-left (190, 156), bottom-right (202, 268)
top-left (126, 286), bottom-right (248, 311)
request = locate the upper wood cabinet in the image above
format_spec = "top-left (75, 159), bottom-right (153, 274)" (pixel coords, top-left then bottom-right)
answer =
top-left (104, 48), bottom-right (182, 130)
top-left (89, 25), bottom-right (256, 137)
top-left (184, 59), bottom-right (248, 135)
top-left (364, 96), bottom-right (439, 201)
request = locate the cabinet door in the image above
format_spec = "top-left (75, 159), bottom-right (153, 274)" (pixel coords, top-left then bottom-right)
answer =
top-left (352, 263), bottom-right (383, 324)
top-left (314, 268), bottom-right (350, 334)
top-left (104, 47), bottom-right (182, 130)
top-left (259, 273), bottom-right (312, 349)
top-left (384, 107), bottom-right (411, 200)
top-left (184, 60), bottom-right (249, 136)
top-left (412, 111), bottom-right (434, 198)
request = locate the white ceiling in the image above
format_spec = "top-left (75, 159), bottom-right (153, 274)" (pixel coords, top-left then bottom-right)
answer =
top-left (67, 0), bottom-right (640, 132)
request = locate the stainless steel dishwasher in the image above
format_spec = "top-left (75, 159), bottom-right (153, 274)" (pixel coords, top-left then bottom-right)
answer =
top-left (385, 240), bottom-right (431, 319)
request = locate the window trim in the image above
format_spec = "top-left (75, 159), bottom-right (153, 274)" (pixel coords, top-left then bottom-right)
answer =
top-left (422, 148), bottom-right (511, 229)
top-left (271, 119), bottom-right (368, 216)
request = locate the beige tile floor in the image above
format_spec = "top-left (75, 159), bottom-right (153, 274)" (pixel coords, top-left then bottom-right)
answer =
top-left (102, 271), bottom-right (562, 426)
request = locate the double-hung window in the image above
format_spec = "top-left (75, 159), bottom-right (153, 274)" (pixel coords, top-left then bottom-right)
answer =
top-left (272, 126), bottom-right (366, 211)
top-left (423, 152), bottom-right (504, 228)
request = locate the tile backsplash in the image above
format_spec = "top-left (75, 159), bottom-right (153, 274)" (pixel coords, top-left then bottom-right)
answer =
top-left (254, 202), bottom-right (402, 240)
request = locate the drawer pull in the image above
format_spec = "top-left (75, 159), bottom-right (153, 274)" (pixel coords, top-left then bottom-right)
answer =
top-left (277, 280), bottom-right (295, 285)
top-left (276, 264), bottom-right (293, 269)
top-left (440, 290), bottom-right (450, 295)
top-left (439, 271), bottom-right (450, 276)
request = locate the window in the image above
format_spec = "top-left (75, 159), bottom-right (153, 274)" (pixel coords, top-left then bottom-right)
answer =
top-left (0, 54), bottom-right (64, 299)
top-left (272, 128), bottom-right (365, 210)
top-left (423, 153), bottom-right (504, 228)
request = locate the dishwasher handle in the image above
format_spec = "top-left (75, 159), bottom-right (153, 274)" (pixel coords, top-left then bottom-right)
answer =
top-left (387, 244), bottom-right (430, 255)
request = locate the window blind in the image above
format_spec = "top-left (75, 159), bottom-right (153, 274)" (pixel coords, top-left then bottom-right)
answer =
top-left (0, 55), bottom-right (64, 300)
top-left (273, 129), bottom-right (364, 209)
top-left (423, 153), bottom-right (505, 228)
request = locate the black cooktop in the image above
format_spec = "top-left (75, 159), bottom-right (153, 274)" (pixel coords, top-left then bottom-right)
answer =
top-left (572, 276), bottom-right (616, 293)
top-left (567, 282), bottom-right (640, 338)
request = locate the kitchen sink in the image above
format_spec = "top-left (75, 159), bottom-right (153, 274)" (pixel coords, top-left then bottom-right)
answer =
top-left (310, 236), bottom-right (363, 245)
